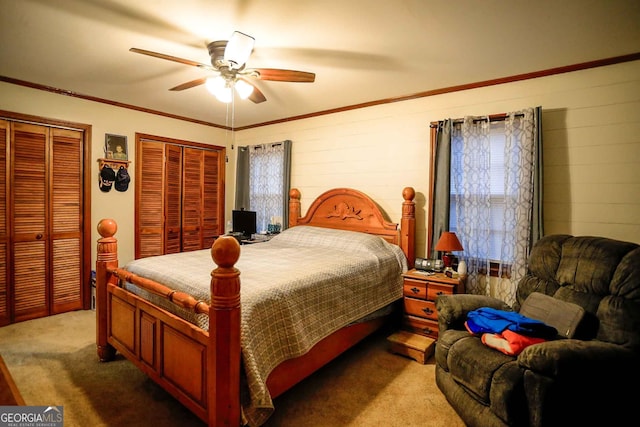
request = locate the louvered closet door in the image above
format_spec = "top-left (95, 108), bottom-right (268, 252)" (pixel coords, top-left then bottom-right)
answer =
top-left (202, 150), bottom-right (222, 249)
top-left (165, 144), bottom-right (182, 254)
top-left (51, 128), bottom-right (83, 313)
top-left (136, 134), bottom-right (225, 257)
top-left (185, 147), bottom-right (223, 250)
top-left (182, 147), bottom-right (203, 252)
top-left (11, 123), bottom-right (48, 321)
top-left (136, 140), bottom-right (166, 258)
top-left (0, 120), bottom-right (8, 324)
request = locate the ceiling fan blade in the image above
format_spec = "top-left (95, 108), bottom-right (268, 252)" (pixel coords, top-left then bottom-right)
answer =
top-left (130, 47), bottom-right (214, 71)
top-left (253, 68), bottom-right (315, 83)
top-left (169, 77), bottom-right (208, 91)
top-left (239, 77), bottom-right (266, 103)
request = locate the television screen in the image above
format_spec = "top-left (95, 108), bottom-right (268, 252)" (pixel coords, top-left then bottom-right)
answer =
top-left (232, 209), bottom-right (257, 239)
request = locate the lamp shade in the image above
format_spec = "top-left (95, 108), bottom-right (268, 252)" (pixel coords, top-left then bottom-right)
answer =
top-left (205, 76), bottom-right (233, 103)
top-left (224, 31), bottom-right (255, 69)
top-left (234, 79), bottom-right (254, 99)
top-left (435, 232), bottom-right (463, 252)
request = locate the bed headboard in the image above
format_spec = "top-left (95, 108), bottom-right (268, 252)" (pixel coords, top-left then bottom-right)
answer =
top-left (288, 187), bottom-right (415, 265)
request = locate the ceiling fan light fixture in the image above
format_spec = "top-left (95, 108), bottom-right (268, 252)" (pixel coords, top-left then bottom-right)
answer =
top-left (234, 79), bottom-right (254, 99)
top-left (206, 76), bottom-right (233, 103)
top-left (224, 31), bottom-right (255, 69)
top-left (131, 30), bottom-right (312, 105)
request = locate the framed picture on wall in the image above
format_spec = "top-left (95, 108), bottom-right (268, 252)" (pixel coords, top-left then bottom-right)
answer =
top-left (105, 134), bottom-right (128, 160)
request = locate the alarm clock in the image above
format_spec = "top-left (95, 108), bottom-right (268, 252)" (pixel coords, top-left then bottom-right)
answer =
top-left (414, 257), bottom-right (443, 272)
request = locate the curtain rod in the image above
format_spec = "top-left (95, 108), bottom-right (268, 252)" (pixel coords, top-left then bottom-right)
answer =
top-left (253, 142), bottom-right (282, 150)
top-left (429, 112), bottom-right (524, 128)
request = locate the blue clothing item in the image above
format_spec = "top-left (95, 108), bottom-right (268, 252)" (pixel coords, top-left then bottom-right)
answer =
top-left (467, 307), bottom-right (557, 338)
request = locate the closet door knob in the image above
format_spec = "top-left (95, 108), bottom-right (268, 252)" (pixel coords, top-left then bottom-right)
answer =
top-left (36, 233), bottom-right (43, 239)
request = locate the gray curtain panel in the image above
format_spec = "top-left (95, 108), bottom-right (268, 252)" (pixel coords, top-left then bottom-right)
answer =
top-left (235, 145), bottom-right (251, 210)
top-left (531, 106), bottom-right (544, 246)
top-left (430, 120), bottom-right (452, 259)
top-left (281, 140), bottom-right (292, 229)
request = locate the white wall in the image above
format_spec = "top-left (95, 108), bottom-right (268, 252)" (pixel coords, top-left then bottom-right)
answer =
top-left (235, 60), bottom-right (640, 257)
top-left (0, 83), bottom-right (228, 265)
top-left (2, 60), bottom-right (639, 266)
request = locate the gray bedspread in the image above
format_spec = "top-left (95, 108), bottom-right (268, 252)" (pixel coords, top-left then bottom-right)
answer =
top-left (122, 225), bottom-right (407, 426)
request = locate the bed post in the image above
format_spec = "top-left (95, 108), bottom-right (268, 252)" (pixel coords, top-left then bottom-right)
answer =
top-left (401, 187), bottom-right (416, 267)
top-left (96, 219), bottom-right (118, 362)
top-left (209, 235), bottom-right (242, 427)
top-left (288, 188), bottom-right (301, 227)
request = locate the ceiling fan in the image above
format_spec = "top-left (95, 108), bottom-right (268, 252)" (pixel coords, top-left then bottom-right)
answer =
top-left (130, 31), bottom-right (315, 104)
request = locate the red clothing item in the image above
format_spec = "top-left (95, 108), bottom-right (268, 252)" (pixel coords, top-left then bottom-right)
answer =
top-left (481, 329), bottom-right (547, 356)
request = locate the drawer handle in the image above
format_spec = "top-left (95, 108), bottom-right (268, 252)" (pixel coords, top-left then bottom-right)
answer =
top-left (422, 307), bottom-right (434, 315)
top-left (411, 287), bottom-right (420, 294)
top-left (422, 327), bottom-right (434, 335)
top-left (436, 291), bottom-right (444, 296)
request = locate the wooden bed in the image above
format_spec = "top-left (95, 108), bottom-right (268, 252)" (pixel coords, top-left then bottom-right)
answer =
top-left (95, 187), bottom-right (415, 426)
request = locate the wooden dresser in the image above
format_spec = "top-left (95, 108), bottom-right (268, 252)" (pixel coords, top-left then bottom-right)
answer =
top-left (402, 269), bottom-right (465, 338)
top-left (388, 269), bottom-right (465, 363)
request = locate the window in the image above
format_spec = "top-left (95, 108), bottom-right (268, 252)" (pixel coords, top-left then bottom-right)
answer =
top-left (235, 140), bottom-right (292, 233)
top-left (249, 143), bottom-right (286, 233)
top-left (430, 109), bottom-right (542, 303)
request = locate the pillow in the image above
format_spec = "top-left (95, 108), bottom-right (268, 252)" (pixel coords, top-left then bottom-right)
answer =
top-left (519, 292), bottom-right (585, 339)
top-left (269, 225), bottom-right (387, 253)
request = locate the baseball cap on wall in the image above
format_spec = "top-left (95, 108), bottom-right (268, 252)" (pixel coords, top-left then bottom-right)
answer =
top-left (115, 166), bottom-right (130, 192)
top-left (99, 166), bottom-right (116, 192)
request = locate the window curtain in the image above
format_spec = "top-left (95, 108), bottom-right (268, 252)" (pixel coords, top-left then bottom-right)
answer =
top-left (235, 146), bottom-right (250, 210)
top-left (451, 116), bottom-right (493, 297)
top-left (430, 120), bottom-right (452, 259)
top-left (235, 140), bottom-right (291, 233)
top-left (431, 107), bottom-right (543, 306)
top-left (497, 107), bottom-right (543, 304)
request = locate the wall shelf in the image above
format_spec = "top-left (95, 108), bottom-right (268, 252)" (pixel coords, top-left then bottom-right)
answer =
top-left (98, 158), bottom-right (130, 171)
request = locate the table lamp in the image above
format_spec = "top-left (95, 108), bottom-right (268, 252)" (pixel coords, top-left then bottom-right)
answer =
top-left (435, 231), bottom-right (463, 272)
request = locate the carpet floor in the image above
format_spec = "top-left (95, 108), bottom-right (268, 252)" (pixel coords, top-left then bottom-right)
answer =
top-left (0, 310), bottom-right (465, 426)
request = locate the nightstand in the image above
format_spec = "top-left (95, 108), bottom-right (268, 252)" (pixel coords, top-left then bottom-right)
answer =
top-left (387, 269), bottom-right (465, 363)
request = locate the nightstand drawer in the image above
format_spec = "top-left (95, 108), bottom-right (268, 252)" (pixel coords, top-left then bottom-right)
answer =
top-left (427, 282), bottom-right (455, 301)
top-left (404, 279), bottom-right (455, 301)
top-left (404, 297), bottom-right (437, 320)
top-left (403, 279), bottom-right (427, 299)
top-left (403, 315), bottom-right (439, 338)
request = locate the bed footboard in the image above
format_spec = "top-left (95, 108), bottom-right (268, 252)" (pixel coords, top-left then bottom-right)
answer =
top-left (96, 219), bottom-right (243, 426)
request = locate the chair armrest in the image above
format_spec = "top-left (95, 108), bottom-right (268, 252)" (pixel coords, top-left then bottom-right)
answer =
top-left (436, 294), bottom-right (511, 332)
top-left (518, 339), bottom-right (637, 377)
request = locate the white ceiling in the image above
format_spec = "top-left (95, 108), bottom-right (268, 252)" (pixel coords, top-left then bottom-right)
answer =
top-left (1, 0), bottom-right (639, 128)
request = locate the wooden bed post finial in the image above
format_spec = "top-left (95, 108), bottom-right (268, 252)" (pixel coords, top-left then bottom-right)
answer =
top-left (401, 187), bottom-right (416, 267)
top-left (289, 188), bottom-right (301, 228)
top-left (209, 235), bottom-right (242, 426)
top-left (97, 218), bottom-right (117, 238)
top-left (96, 219), bottom-right (118, 362)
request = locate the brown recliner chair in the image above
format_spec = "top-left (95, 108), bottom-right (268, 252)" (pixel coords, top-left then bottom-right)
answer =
top-left (435, 235), bottom-right (640, 426)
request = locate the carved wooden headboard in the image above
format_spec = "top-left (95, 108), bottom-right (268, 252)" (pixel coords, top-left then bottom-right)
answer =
top-left (288, 187), bottom-right (416, 265)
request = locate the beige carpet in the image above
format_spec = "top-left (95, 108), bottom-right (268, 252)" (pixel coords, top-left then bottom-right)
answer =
top-left (0, 310), bottom-right (465, 427)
